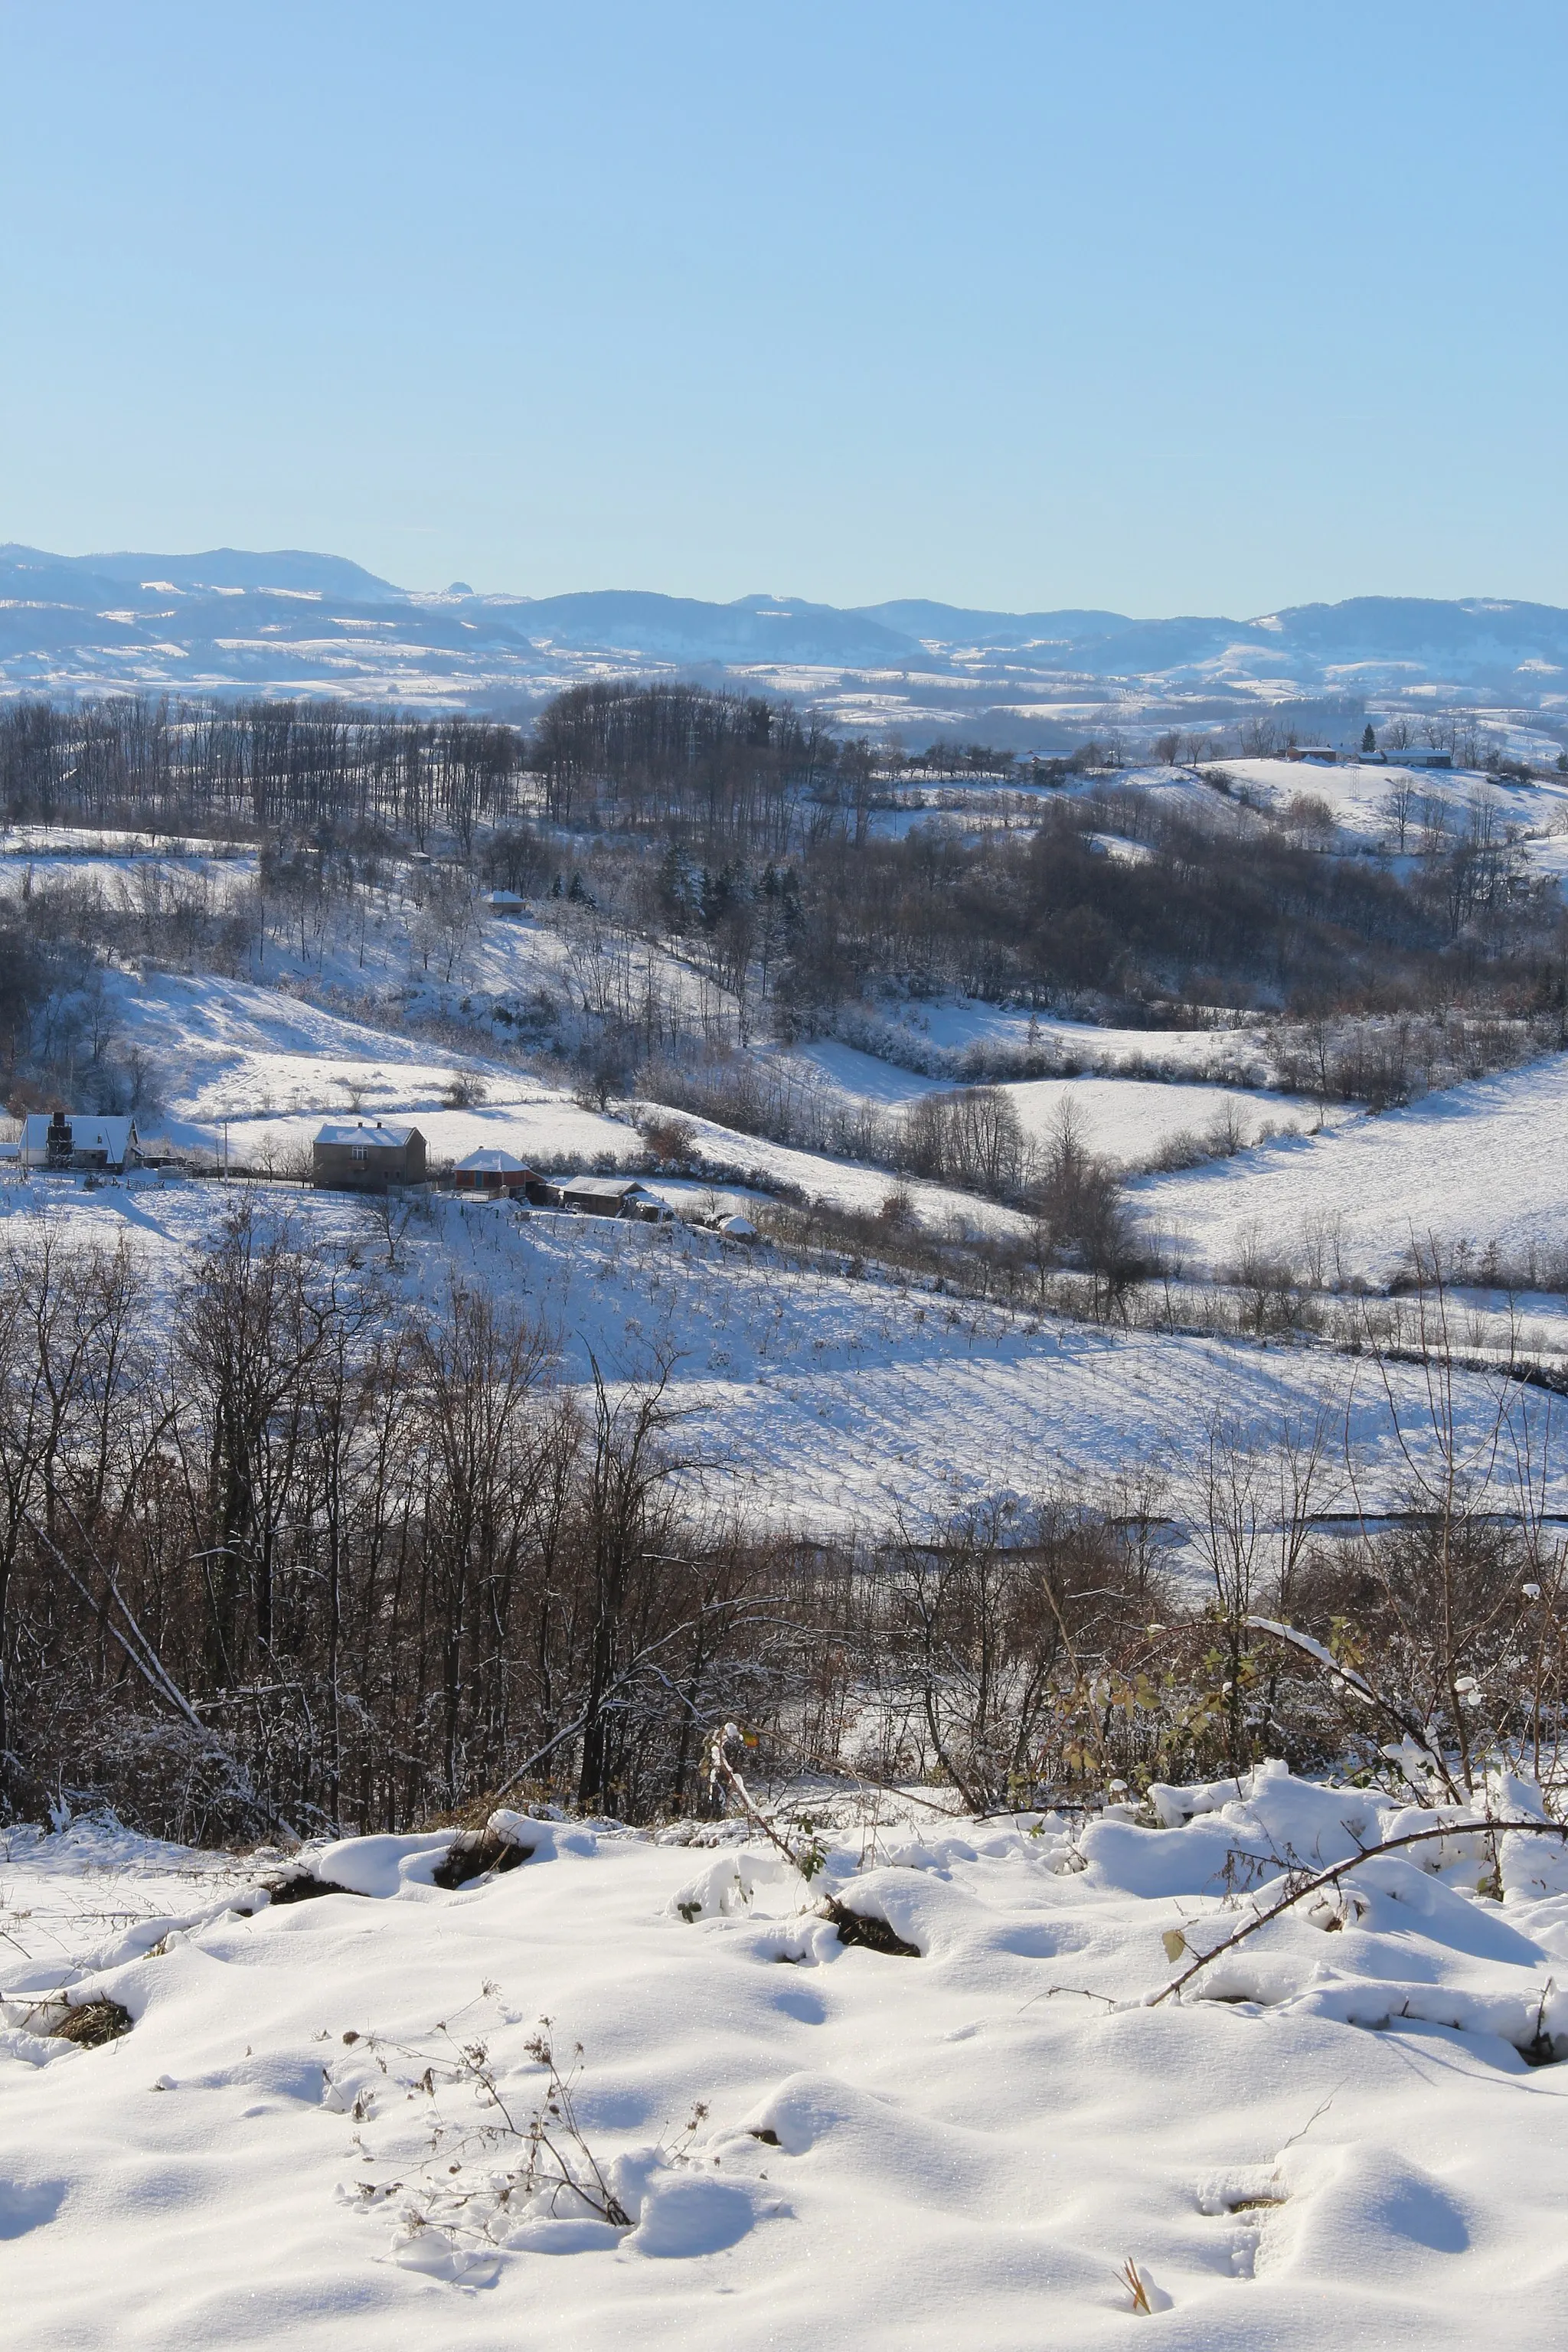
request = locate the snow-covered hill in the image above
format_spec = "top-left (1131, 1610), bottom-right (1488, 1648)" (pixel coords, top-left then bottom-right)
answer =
top-left (2, 819), bottom-right (1565, 1535)
top-left (7, 548), bottom-right (1568, 754)
top-left (3, 1167), bottom-right (1558, 1540)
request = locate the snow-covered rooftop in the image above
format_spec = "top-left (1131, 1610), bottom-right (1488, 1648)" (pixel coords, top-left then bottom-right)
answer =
top-left (454, 1147), bottom-right (532, 1173)
top-left (312, 1121), bottom-right (420, 1148)
top-left (561, 1174), bottom-right (650, 1200)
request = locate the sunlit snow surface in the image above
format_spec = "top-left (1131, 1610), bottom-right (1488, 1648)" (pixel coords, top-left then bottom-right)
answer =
top-left (0, 1178), bottom-right (1560, 1542)
top-left (1131, 1054), bottom-right (1568, 1287)
top-left (5, 1769), bottom-right (1568, 2346)
top-left (2, 826), bottom-right (1566, 1537)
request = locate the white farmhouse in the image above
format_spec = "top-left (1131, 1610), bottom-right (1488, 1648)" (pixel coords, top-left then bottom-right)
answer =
top-left (20, 1111), bottom-right (141, 1172)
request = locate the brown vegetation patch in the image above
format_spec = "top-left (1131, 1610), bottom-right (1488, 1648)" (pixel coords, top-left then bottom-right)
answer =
top-left (52, 1998), bottom-right (132, 2047)
top-left (430, 1828), bottom-right (532, 1890)
top-left (825, 1900), bottom-right (920, 1958)
top-left (262, 1870), bottom-right (365, 1905)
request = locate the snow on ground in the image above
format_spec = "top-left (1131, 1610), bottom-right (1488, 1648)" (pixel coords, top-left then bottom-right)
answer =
top-left (2, 1175), bottom-right (1557, 1538)
top-left (100, 970), bottom-right (619, 1157)
top-left (789, 1038), bottom-right (949, 1108)
top-left (0, 823), bottom-right (256, 863)
top-left (789, 1042), bottom-right (1317, 1167)
top-left (1086, 828), bottom-right (1154, 865)
top-left (100, 971), bottom-right (1220, 1236)
top-left (786, 1041), bottom-right (1338, 1175)
top-left (121, 973), bottom-right (512, 1105)
top-left (189, 1080), bottom-right (1026, 1239)
top-left (1133, 1052), bottom-right (1568, 1288)
top-left (6, 1766), bottom-right (1568, 2348)
top-left (57, 967), bottom-right (632, 1170)
top-left (629, 1117), bottom-right (1027, 1240)
top-left (871, 997), bottom-right (1272, 1080)
top-left (1525, 828), bottom-right (1568, 896)
top-left (0, 829), bottom-right (739, 1069)
top-left (993, 1076), bottom-right (1328, 1166)
top-left (1210, 755), bottom-right (1568, 848)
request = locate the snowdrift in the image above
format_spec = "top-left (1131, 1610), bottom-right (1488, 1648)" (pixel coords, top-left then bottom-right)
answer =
top-left (4, 1768), bottom-right (1568, 2345)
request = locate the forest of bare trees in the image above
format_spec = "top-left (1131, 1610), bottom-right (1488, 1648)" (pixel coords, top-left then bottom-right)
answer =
top-left (0, 698), bottom-right (526, 845)
top-left (2, 688), bottom-right (1563, 1047)
top-left (1, 1206), bottom-right (1563, 1842)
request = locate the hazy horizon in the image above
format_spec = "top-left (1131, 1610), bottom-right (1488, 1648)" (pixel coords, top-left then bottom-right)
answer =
top-left (9, 539), bottom-right (1567, 629)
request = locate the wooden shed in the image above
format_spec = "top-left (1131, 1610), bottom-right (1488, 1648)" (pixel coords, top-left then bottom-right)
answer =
top-left (559, 1174), bottom-right (673, 1222)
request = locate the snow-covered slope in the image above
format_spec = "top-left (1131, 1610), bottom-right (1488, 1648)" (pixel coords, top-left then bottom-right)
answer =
top-left (2, 1178), bottom-right (1556, 1537)
top-left (790, 1039), bottom-right (1318, 1168)
top-left (1133, 1051), bottom-right (1568, 1287)
top-left (5, 1766), bottom-right (1568, 2347)
top-left (1204, 754), bottom-right (1568, 851)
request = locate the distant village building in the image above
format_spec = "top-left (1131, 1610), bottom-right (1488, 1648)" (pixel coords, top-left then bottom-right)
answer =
top-left (559, 1174), bottom-right (673, 1222)
top-left (21, 1111), bottom-right (140, 1173)
top-left (312, 1119), bottom-right (426, 1193)
top-left (1357, 747), bottom-right (1454, 770)
top-left (482, 889), bottom-right (527, 915)
top-left (1283, 746), bottom-right (1338, 765)
top-left (450, 1148), bottom-right (550, 1199)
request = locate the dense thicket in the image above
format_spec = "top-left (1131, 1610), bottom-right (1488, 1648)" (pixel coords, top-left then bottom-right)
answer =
top-left (0, 1208), bottom-right (1161, 1838)
top-left (769, 790), bottom-right (1568, 1022)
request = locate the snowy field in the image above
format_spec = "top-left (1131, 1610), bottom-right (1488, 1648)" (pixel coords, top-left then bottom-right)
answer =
top-left (2, 834), bottom-right (1566, 1508)
top-left (1135, 1052), bottom-right (1568, 1288)
top-left (6, 1767), bottom-right (1568, 2348)
top-left (995, 1076), bottom-right (1325, 1166)
top-left (843, 1000), bottom-right (1272, 1080)
top-left (1194, 754), bottom-right (1568, 872)
top-left (0, 1175), bottom-right (1558, 1540)
top-left (8, 800), bottom-right (1568, 2350)
top-left (82, 965), bottom-right (1566, 1300)
top-left (0, 826), bottom-right (740, 1070)
top-left (789, 1040), bottom-right (1319, 1169)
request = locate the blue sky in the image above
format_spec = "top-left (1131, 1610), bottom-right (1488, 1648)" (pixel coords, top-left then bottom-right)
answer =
top-left (2, 2), bottom-right (1565, 614)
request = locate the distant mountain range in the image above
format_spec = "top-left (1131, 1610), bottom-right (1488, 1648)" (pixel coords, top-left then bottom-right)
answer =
top-left (2, 544), bottom-right (1565, 753)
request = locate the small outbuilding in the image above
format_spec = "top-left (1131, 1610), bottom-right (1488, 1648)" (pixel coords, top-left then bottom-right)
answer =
top-left (559, 1174), bottom-right (673, 1222)
top-left (312, 1119), bottom-right (427, 1193)
top-left (21, 1111), bottom-right (141, 1173)
top-left (482, 889), bottom-right (527, 914)
top-left (451, 1148), bottom-right (550, 1200)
